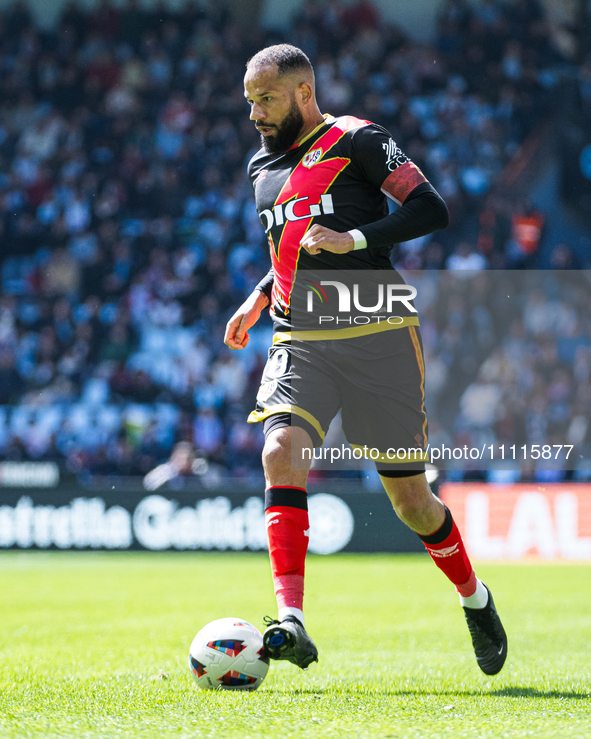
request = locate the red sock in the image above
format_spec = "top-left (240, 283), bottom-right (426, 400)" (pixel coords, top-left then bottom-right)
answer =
top-left (419, 506), bottom-right (477, 597)
top-left (264, 486), bottom-right (309, 613)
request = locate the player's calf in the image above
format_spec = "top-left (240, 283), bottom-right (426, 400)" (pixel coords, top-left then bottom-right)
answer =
top-left (383, 475), bottom-right (509, 674)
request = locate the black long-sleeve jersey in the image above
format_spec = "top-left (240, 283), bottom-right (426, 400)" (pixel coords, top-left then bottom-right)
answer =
top-left (248, 114), bottom-right (448, 331)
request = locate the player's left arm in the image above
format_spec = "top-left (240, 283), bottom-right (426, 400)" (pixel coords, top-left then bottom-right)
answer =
top-left (301, 127), bottom-right (449, 256)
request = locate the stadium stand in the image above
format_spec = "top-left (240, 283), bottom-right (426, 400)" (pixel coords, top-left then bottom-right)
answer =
top-left (0, 0), bottom-right (585, 480)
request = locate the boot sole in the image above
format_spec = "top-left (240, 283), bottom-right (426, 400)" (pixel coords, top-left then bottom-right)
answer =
top-left (263, 625), bottom-right (296, 659)
top-left (263, 625), bottom-right (318, 669)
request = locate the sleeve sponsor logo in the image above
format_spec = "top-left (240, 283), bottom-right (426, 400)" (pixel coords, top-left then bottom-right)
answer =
top-left (382, 139), bottom-right (410, 172)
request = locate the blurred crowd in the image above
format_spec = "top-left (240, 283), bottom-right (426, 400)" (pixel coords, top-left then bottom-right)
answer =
top-left (0, 0), bottom-right (585, 479)
top-left (416, 271), bottom-right (591, 482)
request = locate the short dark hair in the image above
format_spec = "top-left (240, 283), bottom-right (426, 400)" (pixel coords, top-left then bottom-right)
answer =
top-left (247, 44), bottom-right (313, 77)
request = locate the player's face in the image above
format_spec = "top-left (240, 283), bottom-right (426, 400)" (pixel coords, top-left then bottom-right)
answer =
top-left (244, 65), bottom-right (305, 154)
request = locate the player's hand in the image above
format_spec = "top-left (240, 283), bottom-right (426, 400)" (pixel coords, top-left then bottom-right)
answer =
top-left (224, 290), bottom-right (269, 350)
top-left (300, 225), bottom-right (354, 255)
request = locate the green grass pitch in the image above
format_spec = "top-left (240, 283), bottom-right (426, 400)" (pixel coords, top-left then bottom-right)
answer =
top-left (1, 552), bottom-right (590, 739)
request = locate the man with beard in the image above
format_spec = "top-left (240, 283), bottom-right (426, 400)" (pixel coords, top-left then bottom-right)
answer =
top-left (224, 45), bottom-right (507, 676)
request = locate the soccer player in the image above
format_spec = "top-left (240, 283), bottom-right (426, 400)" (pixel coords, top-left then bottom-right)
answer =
top-left (224, 44), bottom-right (507, 676)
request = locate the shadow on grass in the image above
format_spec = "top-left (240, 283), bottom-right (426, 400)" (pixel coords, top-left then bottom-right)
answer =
top-left (268, 686), bottom-right (590, 700)
top-left (488, 686), bottom-right (590, 700)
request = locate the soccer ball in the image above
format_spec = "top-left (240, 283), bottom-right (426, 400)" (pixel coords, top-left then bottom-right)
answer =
top-left (188, 617), bottom-right (269, 691)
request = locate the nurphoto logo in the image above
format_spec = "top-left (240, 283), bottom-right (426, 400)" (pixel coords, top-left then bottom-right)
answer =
top-left (305, 280), bottom-right (417, 324)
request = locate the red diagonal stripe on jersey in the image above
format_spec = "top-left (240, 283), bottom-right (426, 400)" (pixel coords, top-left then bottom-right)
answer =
top-left (270, 116), bottom-right (369, 311)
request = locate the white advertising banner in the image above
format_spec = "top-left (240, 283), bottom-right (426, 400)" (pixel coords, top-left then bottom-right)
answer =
top-left (0, 492), bottom-right (355, 555)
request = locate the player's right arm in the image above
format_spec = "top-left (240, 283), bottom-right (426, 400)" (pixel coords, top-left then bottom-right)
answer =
top-left (224, 288), bottom-right (270, 350)
top-left (225, 156), bottom-right (277, 350)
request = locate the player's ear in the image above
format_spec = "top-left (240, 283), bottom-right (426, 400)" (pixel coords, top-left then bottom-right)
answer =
top-left (297, 81), bottom-right (314, 107)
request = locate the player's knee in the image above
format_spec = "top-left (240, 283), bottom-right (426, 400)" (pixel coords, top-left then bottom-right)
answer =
top-left (385, 476), bottom-right (445, 534)
top-left (385, 480), bottom-right (433, 524)
top-left (262, 428), bottom-right (292, 477)
top-left (391, 495), bottom-right (425, 525)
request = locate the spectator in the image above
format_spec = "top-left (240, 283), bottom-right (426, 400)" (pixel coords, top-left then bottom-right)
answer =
top-left (43, 248), bottom-right (81, 297)
top-left (446, 241), bottom-right (488, 270)
top-left (0, 353), bottom-right (24, 404)
top-left (506, 199), bottom-right (545, 266)
top-left (193, 408), bottom-right (224, 456)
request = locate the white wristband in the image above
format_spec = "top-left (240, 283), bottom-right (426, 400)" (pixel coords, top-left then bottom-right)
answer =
top-left (348, 229), bottom-right (367, 251)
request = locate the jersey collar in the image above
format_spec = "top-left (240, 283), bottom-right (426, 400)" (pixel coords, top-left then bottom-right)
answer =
top-left (288, 114), bottom-right (335, 151)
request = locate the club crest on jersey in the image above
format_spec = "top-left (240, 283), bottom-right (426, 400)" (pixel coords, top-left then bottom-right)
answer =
top-left (302, 148), bottom-right (323, 168)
